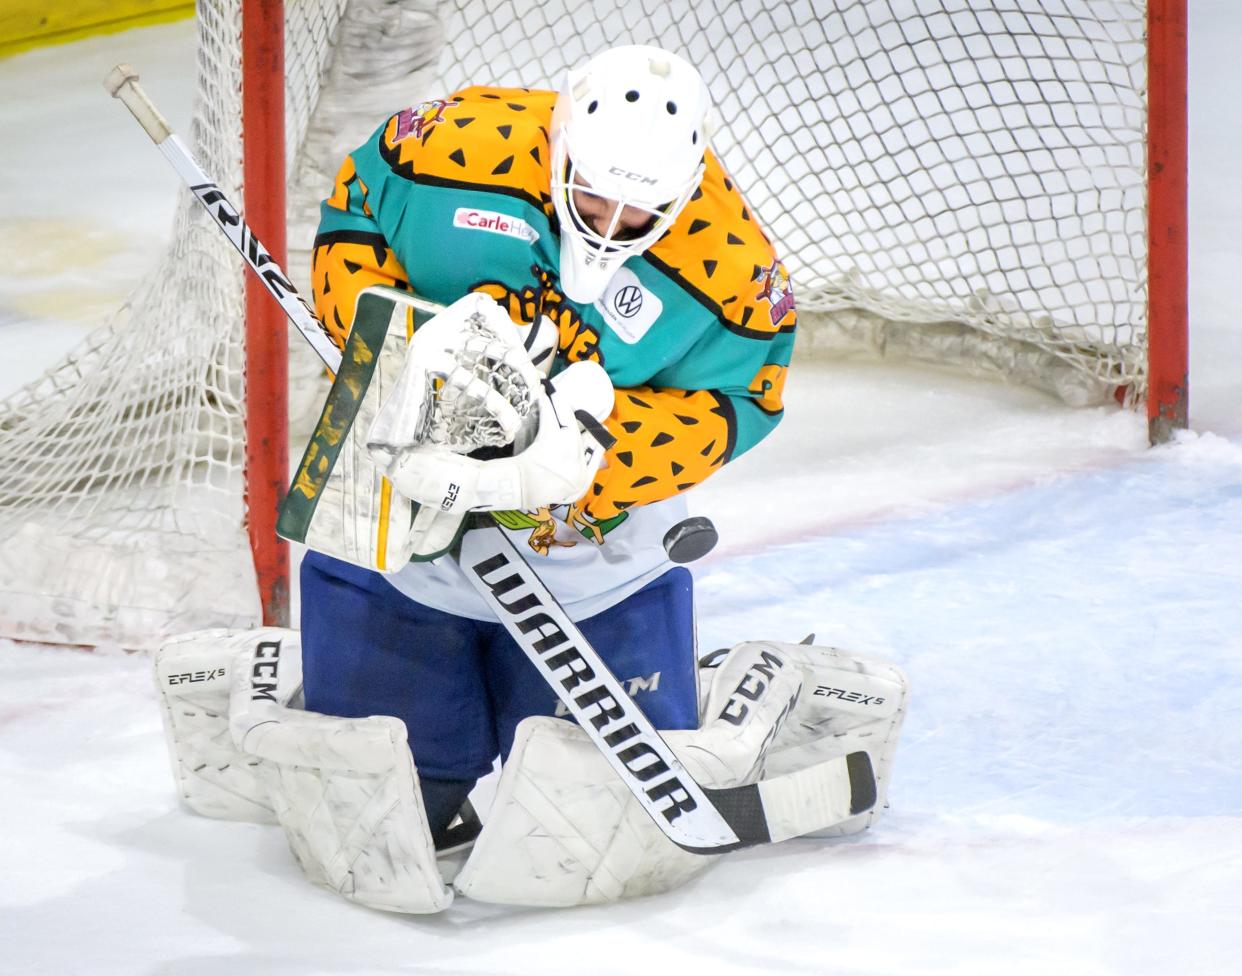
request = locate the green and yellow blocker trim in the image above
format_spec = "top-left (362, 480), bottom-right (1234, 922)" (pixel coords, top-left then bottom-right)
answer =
top-left (278, 290), bottom-right (394, 546)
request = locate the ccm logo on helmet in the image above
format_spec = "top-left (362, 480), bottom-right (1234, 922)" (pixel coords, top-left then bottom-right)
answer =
top-left (608, 165), bottom-right (657, 186)
top-left (453, 207), bottom-right (539, 243)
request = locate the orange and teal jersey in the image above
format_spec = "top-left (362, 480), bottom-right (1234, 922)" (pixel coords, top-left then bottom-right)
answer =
top-left (313, 85), bottom-right (796, 529)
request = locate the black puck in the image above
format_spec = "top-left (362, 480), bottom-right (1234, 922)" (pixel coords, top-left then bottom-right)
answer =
top-left (662, 516), bottom-right (718, 564)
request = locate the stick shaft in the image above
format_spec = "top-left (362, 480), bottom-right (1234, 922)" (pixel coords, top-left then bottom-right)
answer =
top-left (459, 529), bottom-right (743, 851)
top-left (106, 63), bottom-right (343, 372)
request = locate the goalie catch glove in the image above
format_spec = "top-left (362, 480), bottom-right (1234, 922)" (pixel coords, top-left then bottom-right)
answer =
top-left (366, 292), bottom-right (545, 461)
top-left (372, 360), bottom-right (615, 515)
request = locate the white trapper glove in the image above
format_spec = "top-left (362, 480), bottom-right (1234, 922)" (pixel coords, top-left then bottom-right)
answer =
top-left (366, 292), bottom-right (546, 462)
top-left (371, 360), bottom-right (616, 516)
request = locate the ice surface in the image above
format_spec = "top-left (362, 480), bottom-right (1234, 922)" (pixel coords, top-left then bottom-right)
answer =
top-left (1, 7), bottom-right (1240, 975)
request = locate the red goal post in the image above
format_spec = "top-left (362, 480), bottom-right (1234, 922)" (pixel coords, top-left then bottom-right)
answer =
top-left (242, 0), bottom-right (291, 629)
top-left (1145, 0), bottom-right (1188, 443)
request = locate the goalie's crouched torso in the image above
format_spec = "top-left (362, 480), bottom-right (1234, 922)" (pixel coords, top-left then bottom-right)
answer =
top-left (312, 85), bottom-right (796, 553)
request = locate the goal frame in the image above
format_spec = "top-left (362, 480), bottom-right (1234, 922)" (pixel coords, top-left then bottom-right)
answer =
top-left (235, 0), bottom-right (1187, 627)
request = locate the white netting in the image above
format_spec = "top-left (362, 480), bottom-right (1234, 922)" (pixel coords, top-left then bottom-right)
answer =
top-left (0, 0), bottom-right (1151, 648)
top-left (434, 0), bottom-right (1149, 406)
top-left (0, 0), bottom-right (357, 647)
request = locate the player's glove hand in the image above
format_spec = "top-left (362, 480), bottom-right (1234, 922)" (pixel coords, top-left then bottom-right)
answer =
top-left (373, 360), bottom-right (616, 515)
top-left (366, 292), bottom-right (542, 462)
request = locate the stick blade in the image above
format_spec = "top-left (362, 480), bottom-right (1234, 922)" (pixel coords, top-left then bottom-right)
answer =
top-left (753, 751), bottom-right (877, 844)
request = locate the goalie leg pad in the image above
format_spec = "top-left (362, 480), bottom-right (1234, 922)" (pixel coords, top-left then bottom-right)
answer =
top-left (455, 646), bottom-right (805, 907)
top-left (228, 639), bottom-right (452, 915)
top-left (249, 712), bottom-right (452, 914)
top-left (452, 717), bottom-right (713, 907)
top-left (734, 641), bottom-right (910, 837)
top-left (154, 627), bottom-right (301, 823)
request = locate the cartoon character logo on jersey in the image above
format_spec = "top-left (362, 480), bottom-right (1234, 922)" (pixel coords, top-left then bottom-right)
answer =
top-left (392, 98), bottom-right (461, 143)
top-left (753, 260), bottom-right (796, 326)
top-left (473, 265), bottom-right (605, 368)
top-left (491, 505), bottom-right (627, 554)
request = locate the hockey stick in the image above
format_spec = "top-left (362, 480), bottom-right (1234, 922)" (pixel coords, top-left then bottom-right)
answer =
top-left (459, 527), bottom-right (876, 852)
top-left (105, 64), bottom-right (876, 853)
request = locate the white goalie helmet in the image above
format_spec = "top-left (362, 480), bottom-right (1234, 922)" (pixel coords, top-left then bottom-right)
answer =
top-left (550, 44), bottom-right (713, 303)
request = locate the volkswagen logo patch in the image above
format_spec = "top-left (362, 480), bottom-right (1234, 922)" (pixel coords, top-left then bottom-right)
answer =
top-left (613, 285), bottom-right (644, 319)
top-left (596, 267), bottom-right (662, 343)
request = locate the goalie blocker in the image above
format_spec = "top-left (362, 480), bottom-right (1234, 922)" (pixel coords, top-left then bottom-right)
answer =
top-left (154, 627), bottom-right (907, 911)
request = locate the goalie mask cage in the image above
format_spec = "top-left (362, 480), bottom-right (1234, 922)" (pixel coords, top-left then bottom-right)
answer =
top-left (0, 0), bottom-right (1186, 650)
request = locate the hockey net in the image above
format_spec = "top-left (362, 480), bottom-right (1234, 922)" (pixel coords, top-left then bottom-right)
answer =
top-left (0, 0), bottom-right (1167, 649)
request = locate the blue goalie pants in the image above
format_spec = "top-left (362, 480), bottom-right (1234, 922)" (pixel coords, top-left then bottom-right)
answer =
top-left (299, 550), bottom-right (699, 842)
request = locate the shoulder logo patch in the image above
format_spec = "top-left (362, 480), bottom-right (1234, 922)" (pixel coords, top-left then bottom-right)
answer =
top-left (453, 207), bottom-right (539, 243)
top-left (393, 98), bottom-right (461, 142)
top-left (596, 267), bottom-right (663, 344)
top-left (754, 259), bottom-right (796, 325)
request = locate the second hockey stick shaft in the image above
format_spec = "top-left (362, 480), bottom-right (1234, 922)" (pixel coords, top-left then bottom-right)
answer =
top-left (106, 63), bottom-right (347, 373)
